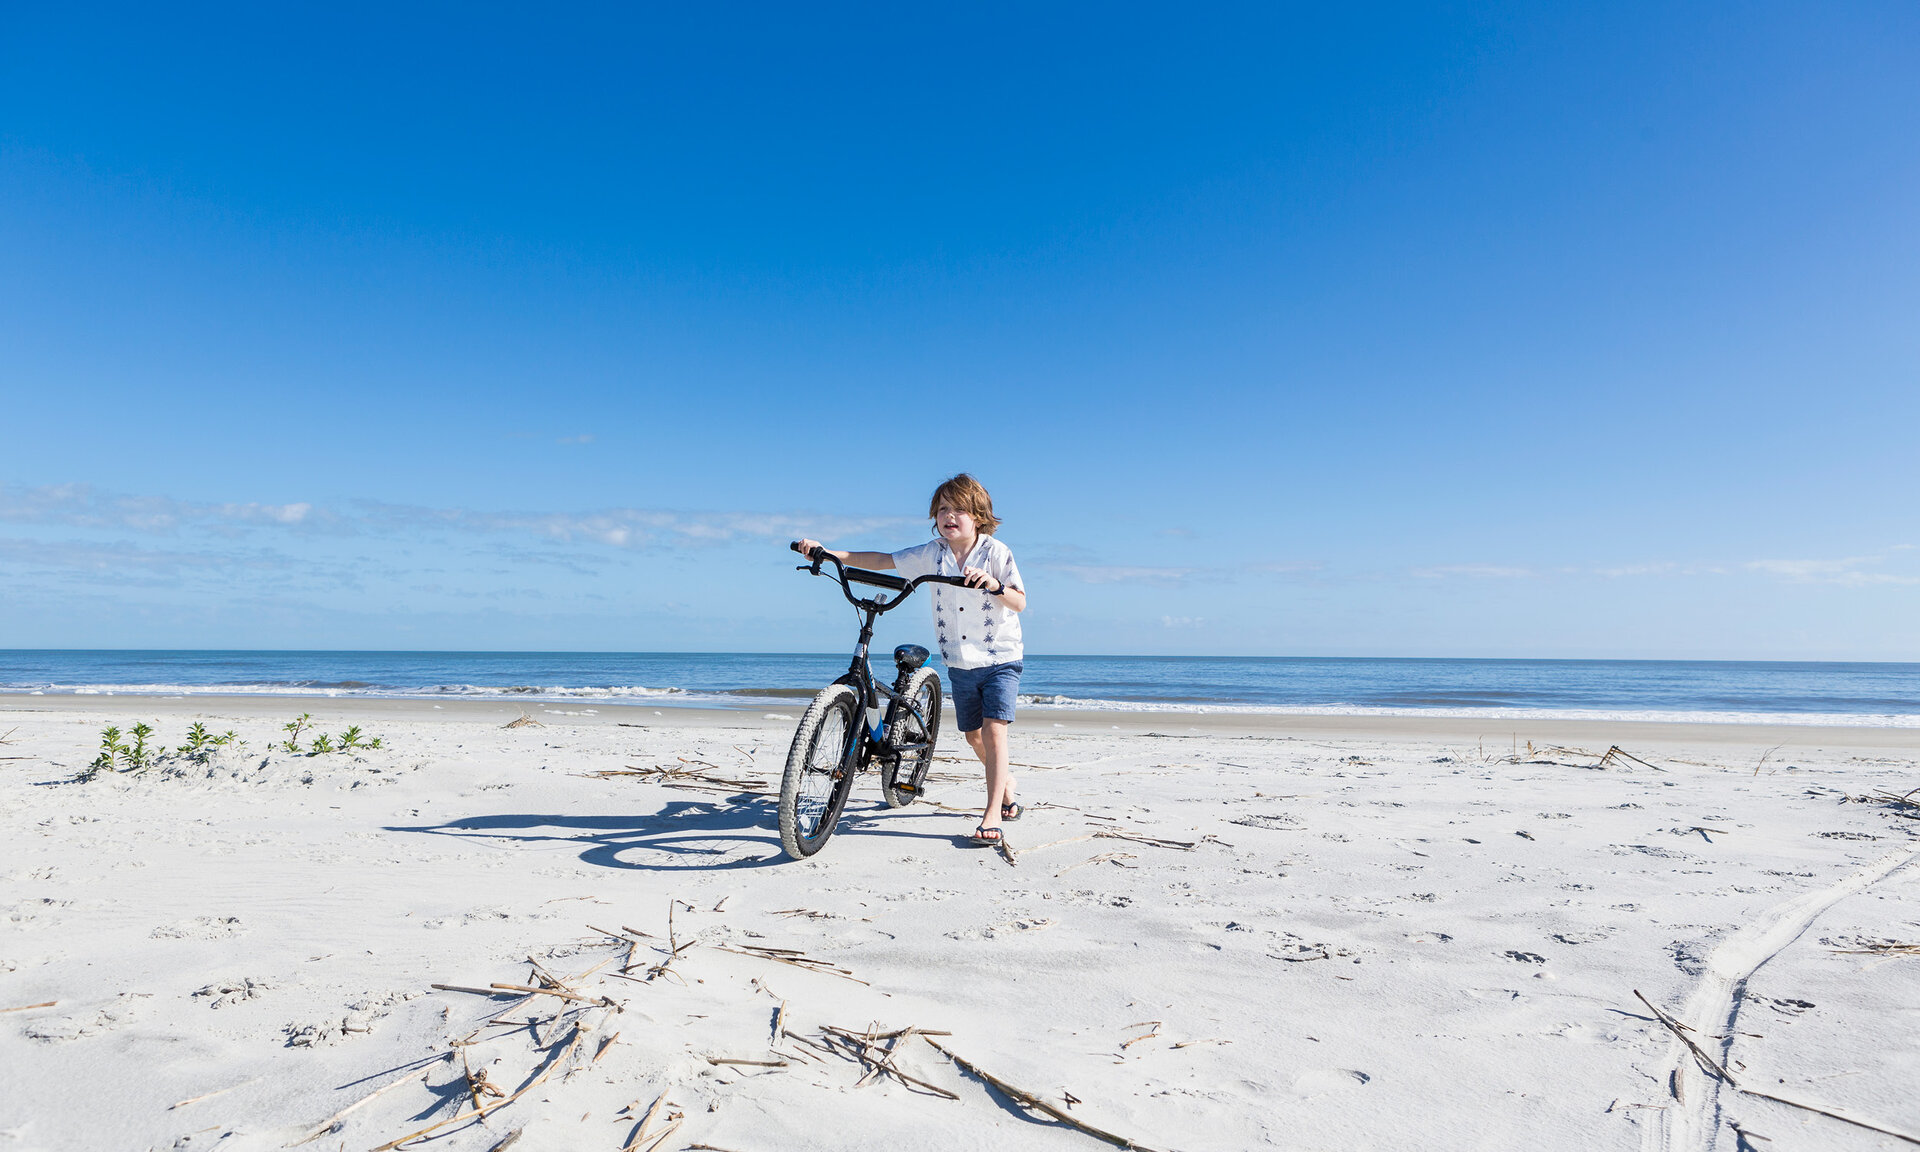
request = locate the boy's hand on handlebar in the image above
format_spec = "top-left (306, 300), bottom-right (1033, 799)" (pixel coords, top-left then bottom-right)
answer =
top-left (962, 565), bottom-right (1003, 594)
top-left (791, 538), bottom-right (827, 560)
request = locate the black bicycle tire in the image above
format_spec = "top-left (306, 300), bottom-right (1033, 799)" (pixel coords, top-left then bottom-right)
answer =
top-left (779, 684), bottom-right (860, 859)
top-left (881, 668), bottom-right (942, 808)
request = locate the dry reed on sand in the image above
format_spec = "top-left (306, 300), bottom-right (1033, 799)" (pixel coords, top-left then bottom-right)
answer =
top-left (921, 1035), bottom-right (1170, 1151)
top-left (583, 762), bottom-right (768, 793)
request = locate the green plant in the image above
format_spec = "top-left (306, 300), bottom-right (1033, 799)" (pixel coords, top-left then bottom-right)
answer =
top-left (176, 722), bottom-right (237, 764)
top-left (334, 726), bottom-right (383, 751)
top-left (79, 719), bottom-right (242, 782)
top-left (85, 725), bottom-right (128, 779)
top-left (122, 722), bottom-right (158, 772)
top-left (282, 713), bottom-right (313, 753)
top-left (308, 733), bottom-right (334, 754)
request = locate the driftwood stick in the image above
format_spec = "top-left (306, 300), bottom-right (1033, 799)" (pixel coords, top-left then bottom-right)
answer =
top-left (923, 1037), bottom-right (1165, 1150)
top-left (620, 1089), bottom-right (671, 1152)
top-left (1095, 830), bottom-right (1196, 850)
top-left (291, 1062), bottom-right (443, 1145)
top-left (0, 1001), bottom-right (58, 1014)
top-left (1635, 989), bottom-right (1737, 1080)
top-left (368, 1062), bottom-right (555, 1151)
top-left (431, 983), bottom-right (518, 998)
top-left (488, 982), bottom-right (612, 1006)
top-left (169, 1077), bottom-right (259, 1110)
top-left (1603, 746), bottom-right (1666, 771)
top-left (711, 945), bottom-right (870, 985)
top-left (569, 956), bottom-right (616, 983)
top-left (1635, 989), bottom-right (1920, 1146)
top-left (525, 955), bottom-right (575, 991)
top-left (638, 1117), bottom-right (684, 1152)
top-left (786, 1033), bottom-right (837, 1058)
top-left (824, 1025), bottom-right (953, 1041)
top-left (823, 1028), bottom-right (959, 1099)
top-left (595, 1032), bottom-right (622, 1062)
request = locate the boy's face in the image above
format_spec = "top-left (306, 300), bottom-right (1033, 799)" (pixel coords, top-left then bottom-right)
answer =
top-left (934, 500), bottom-right (978, 544)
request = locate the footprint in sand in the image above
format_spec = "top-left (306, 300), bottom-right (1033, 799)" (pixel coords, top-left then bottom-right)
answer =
top-left (193, 978), bottom-right (270, 1008)
top-left (944, 917), bottom-right (1056, 940)
top-left (22, 994), bottom-right (147, 1043)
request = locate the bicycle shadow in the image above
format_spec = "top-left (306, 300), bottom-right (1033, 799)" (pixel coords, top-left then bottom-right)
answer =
top-left (386, 793), bottom-right (968, 871)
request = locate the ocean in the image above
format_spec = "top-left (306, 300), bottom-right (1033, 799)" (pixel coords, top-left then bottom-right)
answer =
top-left (2, 650), bottom-right (1917, 727)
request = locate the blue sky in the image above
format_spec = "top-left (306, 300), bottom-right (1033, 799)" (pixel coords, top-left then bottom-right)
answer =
top-left (2, 3), bottom-right (1916, 659)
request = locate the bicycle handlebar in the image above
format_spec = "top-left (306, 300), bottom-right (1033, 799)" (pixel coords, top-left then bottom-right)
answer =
top-left (788, 539), bottom-right (991, 613)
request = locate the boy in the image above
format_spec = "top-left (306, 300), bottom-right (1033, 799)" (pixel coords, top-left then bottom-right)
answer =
top-left (791, 473), bottom-right (1027, 844)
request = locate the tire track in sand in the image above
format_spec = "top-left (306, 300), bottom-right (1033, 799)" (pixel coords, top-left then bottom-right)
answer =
top-left (1644, 847), bottom-right (1920, 1152)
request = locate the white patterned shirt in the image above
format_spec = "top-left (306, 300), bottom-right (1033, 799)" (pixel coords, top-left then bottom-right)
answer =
top-left (890, 536), bottom-right (1025, 670)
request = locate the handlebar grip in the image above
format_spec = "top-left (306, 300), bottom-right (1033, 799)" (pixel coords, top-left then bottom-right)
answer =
top-left (789, 541), bottom-right (830, 563)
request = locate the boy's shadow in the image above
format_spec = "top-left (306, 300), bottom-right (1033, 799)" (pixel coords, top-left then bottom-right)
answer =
top-left (387, 792), bottom-right (964, 871)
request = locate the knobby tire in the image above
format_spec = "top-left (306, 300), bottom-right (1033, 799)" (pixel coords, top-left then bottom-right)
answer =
top-left (779, 684), bottom-right (860, 859)
top-left (881, 668), bottom-right (942, 808)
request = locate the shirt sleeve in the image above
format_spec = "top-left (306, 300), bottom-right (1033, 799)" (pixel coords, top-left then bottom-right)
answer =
top-left (992, 541), bottom-right (1023, 592)
top-left (890, 540), bottom-right (942, 581)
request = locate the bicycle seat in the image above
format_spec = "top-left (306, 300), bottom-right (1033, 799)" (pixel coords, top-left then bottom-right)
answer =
top-left (892, 644), bottom-right (930, 672)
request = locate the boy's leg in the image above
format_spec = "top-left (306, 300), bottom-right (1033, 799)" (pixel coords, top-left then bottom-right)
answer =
top-left (971, 719), bottom-right (1014, 829)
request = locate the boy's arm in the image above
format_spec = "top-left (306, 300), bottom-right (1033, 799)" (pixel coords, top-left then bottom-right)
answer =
top-left (791, 539), bottom-right (896, 570)
top-left (961, 562), bottom-right (1026, 612)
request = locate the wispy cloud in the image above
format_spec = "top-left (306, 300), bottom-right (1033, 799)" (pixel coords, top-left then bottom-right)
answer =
top-left (1039, 559), bottom-right (1319, 586)
top-left (0, 484), bottom-right (325, 535)
top-left (360, 503), bottom-right (911, 550)
top-left (1048, 564), bottom-right (1199, 586)
top-left (0, 536), bottom-right (292, 573)
top-left (1408, 554), bottom-right (1917, 586)
top-left (1411, 564), bottom-right (1534, 579)
top-left (1745, 556), bottom-right (1919, 586)
top-left (0, 483), bottom-right (910, 553)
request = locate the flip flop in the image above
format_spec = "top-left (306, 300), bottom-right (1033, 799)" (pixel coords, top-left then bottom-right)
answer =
top-left (1000, 801), bottom-right (1024, 822)
top-left (970, 825), bottom-right (1004, 845)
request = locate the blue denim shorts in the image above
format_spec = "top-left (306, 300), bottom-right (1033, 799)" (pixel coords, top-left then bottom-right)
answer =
top-left (947, 660), bottom-right (1022, 732)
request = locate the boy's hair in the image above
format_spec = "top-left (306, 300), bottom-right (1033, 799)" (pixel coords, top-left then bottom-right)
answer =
top-left (929, 473), bottom-right (1001, 535)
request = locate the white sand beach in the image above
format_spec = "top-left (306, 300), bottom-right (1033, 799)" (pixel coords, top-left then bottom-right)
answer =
top-left (2, 697), bottom-right (1917, 1151)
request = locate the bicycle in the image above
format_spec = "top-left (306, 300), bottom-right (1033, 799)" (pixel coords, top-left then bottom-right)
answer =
top-left (778, 542), bottom-right (978, 859)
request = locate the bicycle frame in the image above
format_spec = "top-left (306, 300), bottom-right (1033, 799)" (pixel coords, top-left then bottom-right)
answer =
top-left (802, 545), bottom-right (998, 768)
top-left (796, 549), bottom-right (958, 773)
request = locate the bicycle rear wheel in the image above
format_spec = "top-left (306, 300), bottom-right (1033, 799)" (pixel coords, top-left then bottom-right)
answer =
top-left (779, 684), bottom-right (860, 859)
top-left (881, 668), bottom-right (942, 808)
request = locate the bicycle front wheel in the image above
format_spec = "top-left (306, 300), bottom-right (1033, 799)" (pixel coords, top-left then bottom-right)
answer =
top-left (779, 683), bottom-right (860, 859)
top-left (882, 668), bottom-right (942, 808)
